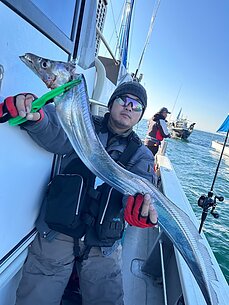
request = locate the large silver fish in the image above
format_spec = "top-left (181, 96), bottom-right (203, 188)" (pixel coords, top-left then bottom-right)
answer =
top-left (20, 53), bottom-right (220, 305)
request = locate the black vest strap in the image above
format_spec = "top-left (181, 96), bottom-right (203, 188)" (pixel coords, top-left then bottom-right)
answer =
top-left (117, 132), bottom-right (142, 168)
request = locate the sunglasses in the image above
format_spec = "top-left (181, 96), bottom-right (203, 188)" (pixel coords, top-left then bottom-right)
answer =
top-left (115, 96), bottom-right (143, 112)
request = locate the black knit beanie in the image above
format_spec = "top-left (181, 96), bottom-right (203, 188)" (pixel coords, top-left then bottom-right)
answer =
top-left (108, 81), bottom-right (147, 118)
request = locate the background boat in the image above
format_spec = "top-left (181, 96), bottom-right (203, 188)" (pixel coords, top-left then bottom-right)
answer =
top-left (212, 140), bottom-right (229, 157)
top-left (211, 115), bottom-right (229, 157)
top-left (169, 108), bottom-right (196, 140)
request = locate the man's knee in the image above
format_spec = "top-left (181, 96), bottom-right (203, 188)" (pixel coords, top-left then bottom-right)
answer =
top-left (15, 233), bottom-right (75, 305)
top-left (79, 245), bottom-right (124, 305)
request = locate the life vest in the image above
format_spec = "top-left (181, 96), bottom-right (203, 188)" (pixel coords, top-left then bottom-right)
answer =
top-left (45, 116), bottom-right (142, 247)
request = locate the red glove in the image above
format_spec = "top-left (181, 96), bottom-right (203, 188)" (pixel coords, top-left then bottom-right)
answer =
top-left (124, 194), bottom-right (158, 228)
top-left (0, 93), bottom-right (43, 123)
top-left (0, 95), bottom-right (19, 122)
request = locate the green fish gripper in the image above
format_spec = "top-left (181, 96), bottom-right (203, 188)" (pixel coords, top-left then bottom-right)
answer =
top-left (8, 79), bottom-right (81, 126)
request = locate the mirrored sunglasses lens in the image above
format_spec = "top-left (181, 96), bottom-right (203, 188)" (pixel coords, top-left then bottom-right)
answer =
top-left (125, 97), bottom-right (143, 112)
top-left (116, 97), bottom-right (125, 106)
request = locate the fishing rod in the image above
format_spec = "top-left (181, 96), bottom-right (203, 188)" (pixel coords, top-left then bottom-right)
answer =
top-left (197, 129), bottom-right (228, 233)
top-left (168, 84), bottom-right (182, 123)
top-left (133, 0), bottom-right (161, 80)
top-left (198, 193), bottom-right (223, 234)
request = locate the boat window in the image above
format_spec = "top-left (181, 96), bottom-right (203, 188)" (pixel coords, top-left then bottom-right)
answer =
top-left (1, 0), bottom-right (80, 53)
top-left (2, 0), bottom-right (96, 66)
top-left (31, 0), bottom-right (76, 37)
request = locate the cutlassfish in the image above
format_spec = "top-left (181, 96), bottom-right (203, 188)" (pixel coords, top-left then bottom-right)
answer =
top-left (20, 53), bottom-right (221, 305)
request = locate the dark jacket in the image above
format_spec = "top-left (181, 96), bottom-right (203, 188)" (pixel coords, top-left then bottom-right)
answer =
top-left (21, 105), bottom-right (155, 243)
top-left (144, 113), bottom-right (170, 146)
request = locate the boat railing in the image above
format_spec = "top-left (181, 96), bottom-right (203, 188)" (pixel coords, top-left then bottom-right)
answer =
top-left (159, 229), bottom-right (168, 305)
top-left (141, 228), bottom-right (174, 305)
top-left (159, 140), bottom-right (168, 156)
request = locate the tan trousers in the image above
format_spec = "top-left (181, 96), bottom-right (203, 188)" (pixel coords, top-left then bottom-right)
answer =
top-left (15, 233), bottom-right (124, 305)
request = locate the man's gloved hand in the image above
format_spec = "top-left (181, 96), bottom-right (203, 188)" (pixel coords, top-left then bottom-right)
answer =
top-left (124, 193), bottom-right (158, 228)
top-left (0, 93), bottom-right (43, 123)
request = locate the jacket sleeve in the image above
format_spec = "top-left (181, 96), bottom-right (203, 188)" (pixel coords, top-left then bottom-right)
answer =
top-left (20, 104), bottom-right (73, 155)
top-left (129, 145), bottom-right (156, 184)
top-left (158, 119), bottom-right (170, 138)
top-left (122, 145), bottom-right (156, 207)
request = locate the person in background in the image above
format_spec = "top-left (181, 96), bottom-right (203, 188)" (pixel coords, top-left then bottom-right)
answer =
top-left (0, 81), bottom-right (158, 305)
top-left (144, 107), bottom-right (171, 156)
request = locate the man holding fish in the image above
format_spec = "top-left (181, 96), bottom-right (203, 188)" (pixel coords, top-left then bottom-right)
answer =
top-left (1, 80), bottom-right (157, 305)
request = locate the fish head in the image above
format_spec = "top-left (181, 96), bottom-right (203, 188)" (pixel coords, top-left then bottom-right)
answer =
top-left (20, 53), bottom-right (76, 89)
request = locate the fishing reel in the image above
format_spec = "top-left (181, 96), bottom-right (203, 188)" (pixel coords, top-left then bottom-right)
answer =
top-left (197, 192), bottom-right (224, 233)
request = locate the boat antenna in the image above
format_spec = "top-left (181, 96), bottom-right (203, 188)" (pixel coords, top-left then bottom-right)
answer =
top-left (112, 1), bottom-right (126, 58)
top-left (116, 0), bottom-right (135, 69)
top-left (110, 0), bottom-right (120, 45)
top-left (133, 0), bottom-right (161, 80)
top-left (168, 84), bottom-right (182, 123)
top-left (197, 115), bottom-right (229, 233)
top-left (170, 85), bottom-right (182, 115)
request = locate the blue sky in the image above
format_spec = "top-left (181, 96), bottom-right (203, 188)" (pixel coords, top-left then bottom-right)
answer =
top-left (98, 0), bottom-right (229, 132)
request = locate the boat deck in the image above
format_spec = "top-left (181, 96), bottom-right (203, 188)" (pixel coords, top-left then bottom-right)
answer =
top-left (61, 225), bottom-right (183, 305)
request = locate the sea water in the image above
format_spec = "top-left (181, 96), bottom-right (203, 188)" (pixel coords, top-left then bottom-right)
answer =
top-left (134, 119), bottom-right (229, 283)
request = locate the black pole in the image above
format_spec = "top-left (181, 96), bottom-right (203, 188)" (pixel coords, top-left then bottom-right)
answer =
top-left (210, 129), bottom-right (229, 192)
top-left (133, 68), bottom-right (139, 80)
top-left (198, 127), bottom-right (227, 233)
top-left (198, 192), bottom-right (214, 233)
top-left (199, 210), bottom-right (208, 233)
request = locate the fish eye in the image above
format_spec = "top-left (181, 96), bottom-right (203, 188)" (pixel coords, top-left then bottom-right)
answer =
top-left (40, 60), bottom-right (51, 69)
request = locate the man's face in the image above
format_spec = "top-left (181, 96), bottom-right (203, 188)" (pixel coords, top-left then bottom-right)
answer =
top-left (162, 111), bottom-right (168, 118)
top-left (109, 94), bottom-right (143, 132)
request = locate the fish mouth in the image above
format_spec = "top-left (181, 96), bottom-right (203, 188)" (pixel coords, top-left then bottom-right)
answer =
top-left (20, 54), bottom-right (56, 88)
top-left (20, 54), bottom-right (32, 64)
top-left (19, 53), bottom-right (39, 74)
